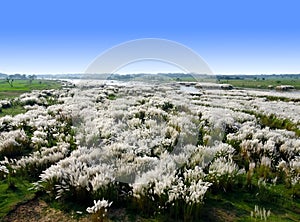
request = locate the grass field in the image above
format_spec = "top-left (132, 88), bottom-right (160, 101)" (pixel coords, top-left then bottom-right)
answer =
top-left (219, 78), bottom-right (300, 90)
top-left (0, 178), bottom-right (35, 218)
top-left (0, 79), bottom-right (62, 100)
top-left (153, 75), bottom-right (300, 90)
top-left (0, 78), bottom-right (299, 221)
top-left (0, 79), bottom-right (62, 117)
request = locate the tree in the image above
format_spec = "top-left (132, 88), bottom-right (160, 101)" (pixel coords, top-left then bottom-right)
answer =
top-left (6, 77), bottom-right (14, 87)
top-left (28, 74), bottom-right (37, 84)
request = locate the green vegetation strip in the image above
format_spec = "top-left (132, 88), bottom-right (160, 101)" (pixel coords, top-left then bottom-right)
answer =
top-left (0, 79), bottom-right (62, 99)
top-left (0, 105), bottom-right (26, 118)
top-left (219, 78), bottom-right (300, 90)
top-left (0, 178), bottom-right (35, 218)
top-left (244, 110), bottom-right (300, 137)
top-left (193, 102), bottom-right (300, 137)
top-left (0, 79), bottom-right (62, 117)
top-left (202, 184), bottom-right (300, 222)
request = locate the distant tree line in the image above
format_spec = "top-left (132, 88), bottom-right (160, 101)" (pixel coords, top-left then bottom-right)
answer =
top-left (5, 74), bottom-right (37, 87)
top-left (5, 74), bottom-right (36, 80)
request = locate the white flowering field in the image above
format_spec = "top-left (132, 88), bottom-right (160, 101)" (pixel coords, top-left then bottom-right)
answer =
top-left (0, 81), bottom-right (299, 221)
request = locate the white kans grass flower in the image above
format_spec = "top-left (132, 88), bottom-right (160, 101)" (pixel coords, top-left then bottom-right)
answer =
top-left (1, 81), bottom-right (299, 218)
top-left (251, 205), bottom-right (271, 221)
top-left (196, 88), bottom-right (300, 124)
top-left (86, 199), bottom-right (113, 214)
top-left (90, 167), bottom-right (115, 192)
top-left (185, 180), bottom-right (212, 205)
top-left (0, 129), bottom-right (28, 154)
top-left (183, 165), bottom-right (205, 183)
top-left (0, 100), bottom-right (11, 109)
top-left (12, 142), bottom-right (70, 170)
top-left (261, 156), bottom-right (272, 168)
top-left (0, 165), bottom-right (9, 177)
top-left (209, 155), bottom-right (242, 177)
top-left (290, 156), bottom-right (300, 185)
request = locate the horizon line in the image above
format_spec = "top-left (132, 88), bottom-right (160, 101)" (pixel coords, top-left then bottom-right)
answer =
top-left (1, 72), bottom-right (300, 76)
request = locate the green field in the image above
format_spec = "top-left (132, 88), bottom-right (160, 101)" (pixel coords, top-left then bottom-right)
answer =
top-left (0, 79), bottom-right (62, 100)
top-left (0, 79), bottom-right (62, 117)
top-left (219, 78), bottom-right (300, 90)
top-left (0, 178), bottom-right (35, 218)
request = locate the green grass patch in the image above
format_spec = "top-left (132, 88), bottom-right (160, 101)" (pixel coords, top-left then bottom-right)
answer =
top-left (201, 184), bottom-right (300, 222)
top-left (108, 93), bottom-right (116, 100)
top-left (219, 78), bottom-right (300, 90)
top-left (0, 178), bottom-right (35, 218)
top-left (0, 79), bottom-right (62, 99)
top-left (263, 95), bottom-right (300, 102)
top-left (0, 105), bottom-right (26, 117)
top-left (243, 110), bottom-right (300, 137)
top-left (0, 79), bottom-right (62, 117)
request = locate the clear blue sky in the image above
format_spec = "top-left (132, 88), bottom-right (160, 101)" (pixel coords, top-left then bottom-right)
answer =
top-left (0, 0), bottom-right (299, 75)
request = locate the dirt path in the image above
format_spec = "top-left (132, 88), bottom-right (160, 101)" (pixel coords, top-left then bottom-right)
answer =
top-left (2, 197), bottom-right (233, 221)
top-left (3, 198), bottom-right (138, 222)
top-left (3, 198), bottom-right (90, 222)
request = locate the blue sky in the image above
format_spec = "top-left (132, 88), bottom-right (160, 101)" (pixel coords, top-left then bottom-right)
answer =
top-left (0, 0), bottom-right (299, 75)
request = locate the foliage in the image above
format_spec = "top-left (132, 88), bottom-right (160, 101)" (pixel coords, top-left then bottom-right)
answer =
top-left (0, 80), bottom-right (299, 221)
